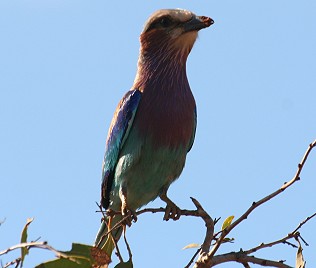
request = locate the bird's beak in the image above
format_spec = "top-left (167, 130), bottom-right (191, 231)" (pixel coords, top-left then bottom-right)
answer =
top-left (183, 15), bottom-right (214, 32)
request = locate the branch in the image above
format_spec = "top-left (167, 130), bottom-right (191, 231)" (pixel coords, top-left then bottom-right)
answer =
top-left (292, 212), bottom-right (316, 234)
top-left (244, 212), bottom-right (316, 255)
top-left (2, 258), bottom-right (21, 268)
top-left (194, 140), bottom-right (316, 267)
top-left (122, 225), bottom-right (133, 261)
top-left (96, 197), bottom-right (215, 267)
top-left (0, 242), bottom-right (69, 260)
top-left (97, 197), bottom-right (215, 253)
top-left (189, 198), bottom-right (214, 253)
top-left (210, 252), bottom-right (292, 268)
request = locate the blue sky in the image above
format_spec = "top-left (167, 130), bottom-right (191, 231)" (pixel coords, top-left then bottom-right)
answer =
top-left (1, 1), bottom-right (315, 267)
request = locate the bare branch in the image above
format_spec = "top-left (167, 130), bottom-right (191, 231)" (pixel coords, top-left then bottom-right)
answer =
top-left (245, 237), bottom-right (296, 256)
top-left (297, 233), bottom-right (309, 247)
top-left (113, 235), bottom-right (124, 263)
top-left (190, 197), bottom-right (214, 253)
top-left (194, 140), bottom-right (316, 267)
top-left (291, 212), bottom-right (316, 234)
top-left (244, 211), bottom-right (315, 256)
top-left (0, 242), bottom-right (69, 260)
top-left (3, 258), bottom-right (21, 268)
top-left (122, 225), bottom-right (133, 261)
top-left (96, 197), bottom-right (216, 253)
top-left (209, 252), bottom-right (293, 268)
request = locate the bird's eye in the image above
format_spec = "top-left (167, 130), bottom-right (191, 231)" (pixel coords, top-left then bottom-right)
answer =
top-left (145, 16), bottom-right (174, 32)
top-left (159, 17), bottom-right (172, 28)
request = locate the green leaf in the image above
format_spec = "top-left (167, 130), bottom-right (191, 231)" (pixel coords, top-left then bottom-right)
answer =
top-left (20, 218), bottom-right (34, 266)
top-left (114, 259), bottom-right (133, 268)
top-left (60, 243), bottom-right (96, 260)
top-left (35, 243), bottom-right (110, 268)
top-left (36, 258), bottom-right (91, 268)
top-left (182, 243), bottom-right (200, 250)
top-left (221, 216), bottom-right (234, 230)
top-left (296, 245), bottom-right (306, 268)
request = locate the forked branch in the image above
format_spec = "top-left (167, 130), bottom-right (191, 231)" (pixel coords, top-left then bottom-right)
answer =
top-left (194, 140), bottom-right (316, 268)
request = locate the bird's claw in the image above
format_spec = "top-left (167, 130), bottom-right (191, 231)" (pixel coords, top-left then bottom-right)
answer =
top-left (160, 191), bottom-right (181, 221)
top-left (122, 207), bottom-right (137, 227)
top-left (163, 200), bottom-right (181, 221)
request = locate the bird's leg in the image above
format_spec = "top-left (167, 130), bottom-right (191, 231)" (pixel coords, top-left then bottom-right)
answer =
top-left (160, 188), bottom-right (181, 221)
top-left (119, 185), bottom-right (137, 227)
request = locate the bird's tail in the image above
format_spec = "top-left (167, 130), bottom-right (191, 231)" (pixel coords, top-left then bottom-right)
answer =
top-left (94, 214), bottom-right (123, 258)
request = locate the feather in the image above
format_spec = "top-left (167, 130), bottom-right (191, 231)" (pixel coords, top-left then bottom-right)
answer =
top-left (101, 89), bottom-right (141, 209)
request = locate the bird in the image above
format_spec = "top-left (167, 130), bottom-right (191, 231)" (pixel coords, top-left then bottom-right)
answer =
top-left (94, 8), bottom-right (213, 260)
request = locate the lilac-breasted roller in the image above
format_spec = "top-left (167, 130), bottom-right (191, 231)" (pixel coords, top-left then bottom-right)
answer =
top-left (95, 9), bottom-right (213, 257)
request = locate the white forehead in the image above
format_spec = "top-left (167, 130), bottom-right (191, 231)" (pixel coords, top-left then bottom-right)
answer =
top-left (145, 8), bottom-right (195, 26)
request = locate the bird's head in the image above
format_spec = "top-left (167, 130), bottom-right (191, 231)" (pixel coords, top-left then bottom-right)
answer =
top-left (139, 9), bottom-right (213, 63)
top-left (134, 9), bottom-right (213, 90)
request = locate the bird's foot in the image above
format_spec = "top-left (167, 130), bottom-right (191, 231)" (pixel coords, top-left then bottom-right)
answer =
top-left (119, 185), bottom-right (137, 227)
top-left (121, 206), bottom-right (137, 227)
top-left (160, 193), bottom-right (181, 221)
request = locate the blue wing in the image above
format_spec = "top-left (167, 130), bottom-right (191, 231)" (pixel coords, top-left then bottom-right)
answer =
top-left (101, 89), bottom-right (142, 209)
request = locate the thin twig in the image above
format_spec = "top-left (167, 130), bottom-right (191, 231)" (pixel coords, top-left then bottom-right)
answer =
top-left (96, 202), bottom-right (108, 220)
top-left (245, 211), bottom-right (315, 255)
top-left (283, 241), bottom-right (298, 248)
top-left (113, 236), bottom-right (123, 263)
top-left (3, 258), bottom-right (21, 268)
top-left (122, 225), bottom-right (133, 261)
top-left (244, 236), bottom-right (296, 255)
top-left (297, 233), bottom-right (309, 247)
top-left (291, 212), bottom-right (316, 234)
top-left (0, 242), bottom-right (72, 261)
